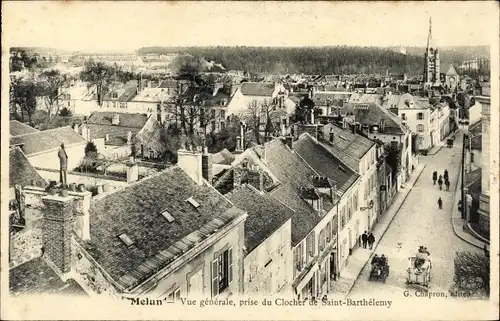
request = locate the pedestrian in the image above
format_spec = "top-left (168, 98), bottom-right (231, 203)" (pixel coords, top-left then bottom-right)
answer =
top-left (444, 169), bottom-right (449, 181)
top-left (432, 171), bottom-right (437, 185)
top-left (445, 179), bottom-right (450, 191)
top-left (438, 197), bottom-right (443, 209)
top-left (438, 177), bottom-right (443, 190)
top-left (368, 233), bottom-right (375, 250)
top-left (362, 231), bottom-right (368, 249)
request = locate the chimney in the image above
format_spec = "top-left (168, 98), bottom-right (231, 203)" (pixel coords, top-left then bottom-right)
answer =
top-left (202, 146), bottom-right (213, 184)
top-left (284, 136), bottom-right (293, 150)
top-left (177, 149), bottom-right (203, 186)
top-left (126, 159), bottom-right (139, 183)
top-left (72, 189), bottom-right (92, 241)
top-left (112, 114), bottom-right (120, 125)
top-left (42, 193), bottom-right (75, 277)
top-left (136, 86), bottom-right (139, 94)
top-left (127, 130), bottom-right (132, 144)
top-left (329, 128), bottom-right (334, 142)
top-left (310, 110), bottom-right (315, 124)
top-left (105, 134), bottom-right (110, 142)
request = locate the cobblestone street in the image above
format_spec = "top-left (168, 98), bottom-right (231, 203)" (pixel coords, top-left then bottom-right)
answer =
top-left (348, 133), bottom-right (481, 300)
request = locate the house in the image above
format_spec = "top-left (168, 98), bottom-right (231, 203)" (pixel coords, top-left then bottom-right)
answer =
top-left (465, 121), bottom-right (482, 174)
top-left (311, 91), bottom-right (352, 122)
top-left (345, 100), bottom-right (414, 184)
top-left (315, 123), bottom-right (380, 231)
top-left (441, 64), bottom-right (460, 91)
top-left (227, 82), bottom-right (294, 116)
top-left (9, 120), bottom-right (40, 137)
top-left (10, 126), bottom-right (87, 172)
top-left (94, 80), bottom-right (139, 112)
top-left (82, 112), bottom-right (151, 159)
top-left (9, 149), bottom-right (248, 298)
top-left (227, 185), bottom-right (294, 295)
top-left (58, 82), bottom-right (96, 116)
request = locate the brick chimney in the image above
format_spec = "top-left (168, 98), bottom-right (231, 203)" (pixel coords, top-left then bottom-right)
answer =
top-left (202, 146), bottom-right (213, 184)
top-left (42, 193), bottom-right (75, 277)
top-left (177, 148), bottom-right (203, 186)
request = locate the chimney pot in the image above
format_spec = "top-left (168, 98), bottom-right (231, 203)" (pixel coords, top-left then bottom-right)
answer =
top-left (126, 161), bottom-right (139, 183)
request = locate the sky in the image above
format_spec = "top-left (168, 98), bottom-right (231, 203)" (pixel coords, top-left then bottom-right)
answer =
top-left (2, 1), bottom-right (498, 52)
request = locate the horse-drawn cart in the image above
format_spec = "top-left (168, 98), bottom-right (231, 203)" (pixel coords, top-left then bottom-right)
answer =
top-left (406, 247), bottom-right (432, 290)
top-left (369, 255), bottom-right (389, 282)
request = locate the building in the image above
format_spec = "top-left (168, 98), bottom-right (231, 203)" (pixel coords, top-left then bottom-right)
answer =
top-left (423, 18), bottom-right (441, 86)
top-left (465, 120), bottom-right (482, 173)
top-left (10, 126), bottom-right (87, 172)
top-left (476, 91), bottom-right (490, 237)
top-left (10, 151), bottom-right (248, 298)
top-left (441, 64), bottom-right (460, 91)
top-left (227, 185), bottom-right (294, 295)
top-left (226, 82), bottom-right (293, 116)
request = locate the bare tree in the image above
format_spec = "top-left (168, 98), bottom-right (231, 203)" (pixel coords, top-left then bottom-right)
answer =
top-left (79, 61), bottom-right (124, 106)
top-left (10, 77), bottom-right (37, 125)
top-left (36, 69), bottom-right (68, 119)
top-left (241, 99), bottom-right (283, 145)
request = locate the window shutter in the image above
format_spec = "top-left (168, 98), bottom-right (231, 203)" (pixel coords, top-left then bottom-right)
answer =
top-left (228, 248), bottom-right (233, 284)
top-left (211, 259), bottom-right (219, 298)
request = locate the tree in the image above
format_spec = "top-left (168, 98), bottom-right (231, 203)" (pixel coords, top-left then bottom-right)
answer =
top-left (10, 77), bottom-right (37, 125)
top-left (79, 61), bottom-right (120, 106)
top-left (450, 251), bottom-right (489, 297)
top-left (241, 100), bottom-right (282, 145)
top-left (84, 141), bottom-right (98, 157)
top-left (36, 69), bottom-right (68, 119)
top-left (293, 96), bottom-right (316, 124)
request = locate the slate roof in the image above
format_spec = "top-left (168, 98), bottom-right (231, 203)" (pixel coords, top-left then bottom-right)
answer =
top-left (82, 166), bottom-right (244, 290)
top-left (256, 139), bottom-right (330, 245)
top-left (321, 124), bottom-right (376, 170)
top-left (212, 149), bottom-right (235, 165)
top-left (228, 185), bottom-right (294, 254)
top-left (9, 126), bottom-right (86, 156)
top-left (135, 117), bottom-right (165, 154)
top-left (9, 147), bottom-right (47, 188)
top-left (9, 257), bottom-right (87, 296)
top-left (9, 120), bottom-right (40, 137)
top-left (351, 103), bottom-right (406, 135)
top-left (92, 80), bottom-right (138, 102)
top-left (240, 82), bottom-right (275, 96)
top-left (87, 112), bottom-right (149, 146)
top-left (294, 134), bottom-right (359, 197)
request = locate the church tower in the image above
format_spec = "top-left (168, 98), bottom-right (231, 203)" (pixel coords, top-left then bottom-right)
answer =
top-left (423, 17), bottom-right (440, 85)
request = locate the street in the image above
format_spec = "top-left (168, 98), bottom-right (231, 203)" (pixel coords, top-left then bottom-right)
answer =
top-left (348, 132), bottom-right (481, 299)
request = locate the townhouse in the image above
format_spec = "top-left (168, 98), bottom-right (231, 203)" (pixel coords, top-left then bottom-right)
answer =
top-left (10, 147), bottom-right (248, 299)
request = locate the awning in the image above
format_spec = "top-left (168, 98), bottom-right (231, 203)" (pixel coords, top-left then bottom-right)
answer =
top-left (295, 262), bottom-right (319, 294)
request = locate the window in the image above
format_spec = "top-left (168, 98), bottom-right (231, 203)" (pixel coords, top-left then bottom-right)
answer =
top-left (417, 124), bottom-right (424, 132)
top-left (120, 102), bottom-right (127, 109)
top-left (354, 191), bottom-right (358, 210)
top-left (118, 233), bottom-right (134, 247)
top-left (319, 229), bottom-right (325, 251)
top-left (161, 210), bottom-right (175, 222)
top-left (471, 152), bottom-right (475, 163)
top-left (211, 248), bottom-right (232, 297)
top-left (417, 112), bottom-right (424, 120)
top-left (306, 233), bottom-right (315, 261)
top-left (186, 197), bottom-right (200, 208)
top-left (211, 109), bottom-right (216, 119)
top-left (295, 242), bottom-right (304, 272)
top-left (341, 212), bottom-right (346, 228)
top-left (220, 110), bottom-right (226, 119)
top-left (401, 113), bottom-right (406, 120)
top-left (167, 287), bottom-right (181, 302)
top-left (326, 222), bottom-right (331, 242)
top-left (220, 122), bottom-right (225, 130)
top-left (211, 121), bottom-right (216, 131)
top-left (112, 92), bottom-right (118, 99)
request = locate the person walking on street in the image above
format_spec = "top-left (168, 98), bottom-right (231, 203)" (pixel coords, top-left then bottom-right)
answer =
top-left (438, 197), bottom-right (443, 209)
top-left (445, 179), bottom-right (450, 191)
top-left (368, 233), bottom-right (375, 250)
top-left (438, 177), bottom-right (443, 190)
top-left (444, 169), bottom-right (449, 182)
top-left (432, 171), bottom-right (438, 185)
top-left (362, 231), bottom-right (368, 249)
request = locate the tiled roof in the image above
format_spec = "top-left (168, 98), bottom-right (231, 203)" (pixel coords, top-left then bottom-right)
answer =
top-left (207, 89), bottom-right (230, 106)
top-left (228, 185), bottom-right (294, 253)
top-left (9, 257), bottom-right (87, 296)
top-left (240, 82), bottom-right (275, 96)
top-left (135, 117), bottom-right (165, 153)
top-left (9, 127), bottom-right (86, 156)
top-left (9, 120), bottom-right (40, 137)
top-left (257, 139), bottom-right (328, 245)
top-left (294, 134), bottom-right (359, 196)
top-left (87, 124), bottom-right (140, 146)
top-left (321, 124), bottom-right (376, 169)
top-left (88, 112), bottom-right (148, 128)
top-left (9, 147), bottom-right (47, 188)
top-left (82, 166), bottom-right (242, 290)
top-left (351, 103), bottom-right (406, 135)
top-left (92, 81), bottom-right (139, 102)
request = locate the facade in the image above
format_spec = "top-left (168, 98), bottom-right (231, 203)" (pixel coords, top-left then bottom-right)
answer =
top-left (226, 82), bottom-right (293, 116)
top-left (476, 94), bottom-right (490, 236)
top-left (465, 121), bottom-right (482, 174)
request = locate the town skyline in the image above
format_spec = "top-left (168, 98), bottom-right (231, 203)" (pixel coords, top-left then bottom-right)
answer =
top-left (3, 1), bottom-right (498, 52)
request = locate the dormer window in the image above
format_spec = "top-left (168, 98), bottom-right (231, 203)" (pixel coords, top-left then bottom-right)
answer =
top-left (186, 197), bottom-right (200, 209)
top-left (118, 233), bottom-right (134, 247)
top-left (161, 209), bottom-right (175, 223)
top-left (112, 92), bottom-right (118, 99)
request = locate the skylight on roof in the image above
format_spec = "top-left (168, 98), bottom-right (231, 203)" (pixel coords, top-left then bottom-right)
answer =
top-left (161, 210), bottom-right (175, 223)
top-left (118, 233), bottom-right (134, 247)
top-left (186, 197), bottom-right (200, 208)
top-left (339, 135), bottom-right (347, 141)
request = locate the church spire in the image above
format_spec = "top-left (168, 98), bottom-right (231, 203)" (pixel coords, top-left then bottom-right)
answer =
top-left (426, 17), bottom-right (433, 50)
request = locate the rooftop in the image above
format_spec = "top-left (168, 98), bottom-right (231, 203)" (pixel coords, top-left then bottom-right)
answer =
top-left (88, 112), bottom-right (148, 128)
top-left (82, 166), bottom-right (243, 290)
top-left (321, 124), bottom-right (376, 169)
top-left (9, 120), bottom-right (40, 137)
top-left (9, 257), bottom-right (88, 297)
top-left (227, 185), bottom-right (294, 254)
top-left (240, 82), bottom-right (275, 96)
top-left (9, 147), bottom-right (47, 188)
top-left (9, 126), bottom-right (86, 156)
top-left (350, 103), bottom-right (406, 135)
top-left (293, 134), bottom-right (359, 197)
